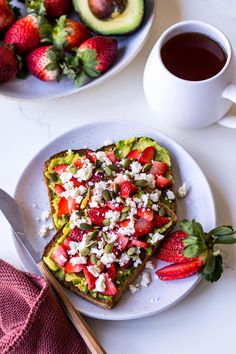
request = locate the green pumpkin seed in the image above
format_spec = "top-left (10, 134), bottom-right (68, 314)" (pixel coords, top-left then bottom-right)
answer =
top-left (103, 219), bottom-right (110, 226)
top-left (127, 247), bottom-right (136, 256)
top-left (147, 199), bottom-right (153, 208)
top-left (123, 158), bottom-right (131, 169)
top-left (90, 254), bottom-right (97, 265)
top-left (95, 159), bottom-right (102, 168)
top-left (102, 190), bottom-right (112, 201)
top-left (80, 223), bottom-right (93, 231)
top-left (87, 240), bottom-right (98, 248)
top-left (110, 191), bottom-right (116, 199)
top-left (105, 244), bottom-right (113, 254)
top-left (105, 166), bottom-right (112, 176)
top-left (80, 247), bottom-right (90, 257)
top-left (121, 206), bottom-right (130, 213)
top-left (102, 232), bottom-right (107, 241)
top-left (119, 197), bottom-right (126, 205)
top-left (49, 173), bottom-right (58, 182)
top-left (125, 173), bottom-right (132, 179)
top-left (143, 163), bottom-right (152, 172)
top-left (69, 165), bottom-right (77, 174)
top-left (76, 210), bottom-right (84, 217)
top-left (120, 211), bottom-right (128, 221)
top-left (87, 230), bottom-right (99, 240)
top-left (158, 207), bottom-right (166, 216)
top-left (135, 179), bottom-right (148, 188)
top-left (62, 215), bottom-right (69, 222)
top-left (96, 167), bottom-right (104, 173)
top-left (114, 183), bottom-right (119, 194)
top-left (108, 164), bottom-right (119, 172)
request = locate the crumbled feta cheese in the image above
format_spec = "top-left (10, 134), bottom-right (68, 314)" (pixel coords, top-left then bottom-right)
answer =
top-left (64, 181), bottom-right (74, 191)
top-left (145, 261), bottom-right (154, 269)
top-left (141, 194), bottom-right (149, 208)
top-left (75, 160), bottom-right (93, 181)
top-left (75, 195), bottom-right (83, 204)
top-left (105, 210), bottom-right (120, 229)
top-left (130, 161), bottom-right (142, 174)
top-left (150, 191), bottom-right (161, 203)
top-left (129, 284), bottom-right (140, 294)
top-left (166, 190), bottom-right (175, 200)
top-left (90, 247), bottom-right (104, 258)
top-left (59, 254), bottom-right (67, 263)
top-left (177, 183), bottom-right (189, 198)
top-left (70, 256), bottom-right (87, 265)
top-left (40, 210), bottom-right (51, 222)
top-left (98, 238), bottom-right (105, 250)
top-left (60, 171), bottom-right (73, 184)
top-left (95, 151), bottom-right (111, 165)
top-left (68, 241), bottom-right (80, 256)
top-left (36, 216), bottom-right (40, 221)
top-left (78, 185), bottom-right (87, 195)
top-left (94, 273), bottom-right (106, 292)
top-left (103, 139), bottom-right (113, 146)
top-left (100, 253), bottom-right (116, 267)
top-left (39, 225), bottom-right (50, 238)
top-left (69, 187), bottom-right (80, 199)
top-left (133, 257), bottom-right (142, 268)
top-left (150, 232), bottom-right (165, 244)
top-left (151, 204), bottom-right (159, 211)
top-left (146, 174), bottom-right (155, 189)
top-left (87, 265), bottom-right (101, 277)
top-left (149, 297), bottom-right (159, 303)
top-left (106, 232), bottom-right (118, 244)
top-left (48, 223), bottom-right (54, 230)
top-left (140, 272), bottom-right (151, 287)
top-left (118, 253), bottom-right (130, 267)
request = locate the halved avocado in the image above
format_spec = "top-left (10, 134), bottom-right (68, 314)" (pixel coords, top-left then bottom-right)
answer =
top-left (73, 0), bottom-right (145, 35)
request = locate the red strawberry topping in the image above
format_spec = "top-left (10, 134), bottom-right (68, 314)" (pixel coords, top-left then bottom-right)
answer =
top-left (150, 161), bottom-right (168, 176)
top-left (53, 164), bottom-right (68, 175)
top-left (88, 207), bottom-right (108, 226)
top-left (120, 181), bottom-right (136, 199)
top-left (102, 273), bottom-right (118, 296)
top-left (134, 217), bottom-right (154, 238)
top-left (126, 149), bottom-right (140, 160)
top-left (51, 245), bottom-right (68, 267)
top-left (156, 259), bottom-right (204, 281)
top-left (139, 146), bottom-right (155, 165)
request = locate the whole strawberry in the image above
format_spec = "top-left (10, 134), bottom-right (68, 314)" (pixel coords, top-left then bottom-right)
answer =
top-left (26, 0), bottom-right (72, 18)
top-left (0, 45), bottom-right (18, 83)
top-left (52, 16), bottom-right (91, 52)
top-left (0, 1), bottom-right (15, 33)
top-left (4, 14), bottom-right (41, 55)
top-left (27, 45), bottom-right (63, 81)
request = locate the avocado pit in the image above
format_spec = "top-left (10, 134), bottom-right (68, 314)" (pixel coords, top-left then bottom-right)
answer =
top-left (88, 0), bottom-right (127, 20)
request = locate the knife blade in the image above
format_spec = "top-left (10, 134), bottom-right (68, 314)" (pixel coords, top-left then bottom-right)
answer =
top-left (0, 188), bottom-right (40, 263)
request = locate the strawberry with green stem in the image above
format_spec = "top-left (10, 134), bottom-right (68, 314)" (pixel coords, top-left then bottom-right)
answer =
top-left (156, 219), bottom-right (236, 282)
top-left (25, 0), bottom-right (72, 18)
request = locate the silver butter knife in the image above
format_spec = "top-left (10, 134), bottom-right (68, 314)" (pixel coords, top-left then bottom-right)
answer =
top-left (0, 188), bottom-right (106, 354)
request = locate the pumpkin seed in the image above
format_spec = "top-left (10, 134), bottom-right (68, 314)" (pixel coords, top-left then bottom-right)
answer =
top-left (87, 230), bottom-right (99, 240)
top-left (114, 183), bottom-right (119, 194)
top-left (143, 163), bottom-right (152, 172)
top-left (90, 254), bottom-right (97, 265)
top-left (105, 244), bottom-right (113, 254)
top-left (103, 219), bottom-right (110, 226)
top-left (76, 210), bottom-right (84, 217)
top-left (62, 215), bottom-right (69, 222)
top-left (127, 247), bottom-right (136, 256)
top-left (121, 206), bottom-right (130, 213)
top-left (95, 159), bottom-right (102, 168)
top-left (110, 191), bottom-right (116, 199)
top-left (102, 190), bottom-right (112, 201)
top-left (120, 211), bottom-right (128, 221)
top-left (81, 187), bottom-right (91, 209)
top-left (96, 167), bottom-right (104, 173)
top-left (87, 240), bottom-right (98, 248)
top-left (80, 247), bottom-right (90, 257)
top-left (105, 166), bottom-right (112, 176)
top-left (158, 207), bottom-right (166, 216)
top-left (147, 199), bottom-right (153, 209)
top-left (102, 232), bottom-right (107, 241)
top-left (119, 197), bottom-right (126, 204)
top-left (49, 173), bottom-right (58, 182)
top-left (80, 223), bottom-right (93, 231)
top-left (69, 165), bottom-right (77, 174)
top-left (108, 164), bottom-right (119, 172)
top-left (135, 179), bottom-right (148, 188)
top-left (123, 158), bottom-right (131, 169)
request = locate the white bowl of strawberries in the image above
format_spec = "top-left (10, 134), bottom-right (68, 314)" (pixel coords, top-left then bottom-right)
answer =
top-left (0, 0), bottom-right (155, 100)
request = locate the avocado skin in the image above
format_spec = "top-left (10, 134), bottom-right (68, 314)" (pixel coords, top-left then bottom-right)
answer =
top-left (73, 0), bottom-right (145, 36)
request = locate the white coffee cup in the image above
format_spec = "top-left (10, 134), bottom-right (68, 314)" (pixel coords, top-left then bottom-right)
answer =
top-left (143, 20), bottom-right (236, 129)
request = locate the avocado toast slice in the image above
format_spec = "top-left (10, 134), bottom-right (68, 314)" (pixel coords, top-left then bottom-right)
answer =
top-left (43, 137), bottom-right (177, 309)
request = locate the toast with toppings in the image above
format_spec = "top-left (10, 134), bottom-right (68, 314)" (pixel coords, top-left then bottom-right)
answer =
top-left (43, 137), bottom-right (177, 309)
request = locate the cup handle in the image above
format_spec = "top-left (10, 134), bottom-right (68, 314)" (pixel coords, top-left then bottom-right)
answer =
top-left (218, 83), bottom-right (236, 128)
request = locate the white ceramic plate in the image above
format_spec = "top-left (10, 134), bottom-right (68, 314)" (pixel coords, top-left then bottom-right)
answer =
top-left (14, 121), bottom-right (216, 320)
top-left (0, 0), bottom-right (155, 101)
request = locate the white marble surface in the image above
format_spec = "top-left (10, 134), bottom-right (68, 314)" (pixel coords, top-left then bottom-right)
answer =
top-left (1, 1), bottom-right (236, 353)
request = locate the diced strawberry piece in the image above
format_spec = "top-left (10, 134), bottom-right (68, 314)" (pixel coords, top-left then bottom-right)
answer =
top-left (70, 176), bottom-right (85, 188)
top-left (67, 197), bottom-right (78, 214)
top-left (137, 208), bottom-right (154, 221)
top-left (153, 215), bottom-right (170, 228)
top-left (131, 239), bottom-right (149, 249)
top-left (120, 259), bottom-right (133, 269)
top-left (86, 150), bottom-right (97, 163)
top-left (53, 164), bottom-right (68, 175)
top-left (106, 201), bottom-right (124, 212)
top-left (61, 237), bottom-right (72, 250)
top-left (83, 266), bottom-right (96, 291)
top-left (89, 173), bottom-right (104, 183)
top-left (69, 227), bottom-right (84, 242)
top-left (64, 259), bottom-right (85, 274)
top-left (139, 146), bottom-right (155, 165)
top-left (74, 158), bottom-right (83, 168)
top-left (58, 198), bottom-right (69, 217)
top-left (156, 175), bottom-right (171, 189)
top-left (106, 151), bottom-right (116, 163)
top-left (150, 161), bottom-right (168, 176)
top-left (116, 232), bottom-right (129, 251)
top-left (102, 273), bottom-right (118, 296)
top-left (134, 217), bottom-right (154, 237)
top-left (120, 181), bottom-right (136, 199)
top-left (88, 207), bottom-right (108, 226)
top-left (126, 149), bottom-right (140, 160)
top-left (114, 174), bottom-right (125, 186)
top-left (118, 219), bottom-right (130, 228)
top-left (107, 263), bottom-right (116, 280)
top-left (55, 184), bottom-right (65, 197)
top-left (156, 259), bottom-right (204, 281)
top-left (51, 246), bottom-right (68, 267)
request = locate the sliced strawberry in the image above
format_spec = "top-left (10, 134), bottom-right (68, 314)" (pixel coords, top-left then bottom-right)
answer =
top-left (86, 150), bottom-right (97, 163)
top-left (58, 198), bottom-right (69, 217)
top-left (156, 175), bottom-right (172, 189)
top-left (69, 228), bottom-right (84, 242)
top-left (137, 208), bottom-right (154, 221)
top-left (102, 273), bottom-right (118, 296)
top-left (68, 197), bottom-right (78, 214)
top-left (61, 237), bottom-right (72, 250)
top-left (74, 158), bottom-right (83, 168)
top-left (55, 184), bottom-right (65, 197)
top-left (64, 259), bottom-right (85, 274)
top-left (106, 201), bottom-right (124, 212)
top-left (116, 232), bottom-right (129, 251)
top-left (70, 176), bottom-right (85, 188)
top-left (53, 164), bottom-right (68, 175)
top-left (106, 151), bottom-right (116, 163)
top-left (88, 207), bottom-right (108, 226)
top-left (153, 215), bottom-right (170, 228)
top-left (51, 246), bottom-right (68, 267)
top-left (156, 259), bottom-right (204, 280)
top-left (139, 146), bottom-right (155, 165)
top-left (118, 219), bottom-right (130, 228)
top-left (114, 174), bottom-right (125, 186)
top-left (131, 239), bottom-right (149, 249)
top-left (107, 263), bottom-right (116, 280)
top-left (150, 161), bottom-right (168, 176)
top-left (83, 266), bottom-right (96, 291)
top-left (134, 217), bottom-right (154, 238)
top-left (126, 149), bottom-right (140, 159)
top-left (120, 181), bottom-right (136, 199)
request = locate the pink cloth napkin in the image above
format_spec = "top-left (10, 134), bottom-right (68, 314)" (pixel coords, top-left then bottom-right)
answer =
top-left (0, 259), bottom-right (87, 354)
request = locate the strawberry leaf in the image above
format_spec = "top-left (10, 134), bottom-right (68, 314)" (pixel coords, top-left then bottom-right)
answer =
top-left (214, 235), bottom-right (236, 244)
top-left (74, 71), bottom-right (86, 87)
top-left (180, 220), bottom-right (193, 234)
top-left (208, 225), bottom-right (235, 237)
top-left (78, 49), bottom-right (100, 78)
top-left (200, 255), bottom-right (223, 282)
top-left (201, 253), bottom-right (215, 276)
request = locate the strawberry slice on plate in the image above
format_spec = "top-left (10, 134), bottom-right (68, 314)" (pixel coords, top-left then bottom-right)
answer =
top-left (106, 151), bottom-right (116, 163)
top-left (83, 266), bottom-right (96, 291)
top-left (139, 146), bottom-right (155, 165)
top-left (55, 184), bottom-right (65, 196)
top-left (64, 258), bottom-right (85, 274)
top-left (102, 273), bottom-right (118, 296)
top-left (53, 164), bottom-right (68, 175)
top-left (51, 245), bottom-right (68, 267)
top-left (156, 259), bottom-right (204, 281)
top-left (88, 207), bottom-right (108, 226)
top-left (150, 161), bottom-right (168, 176)
top-left (131, 239), bottom-right (149, 249)
top-left (134, 217), bottom-right (154, 237)
top-left (107, 263), bottom-right (116, 280)
top-left (156, 175), bottom-right (171, 189)
top-left (58, 197), bottom-right (78, 217)
top-left (126, 149), bottom-right (140, 160)
top-left (116, 232), bottom-right (129, 251)
top-left (120, 181), bottom-right (136, 199)
top-left (153, 215), bottom-right (170, 228)
top-left (137, 208), bottom-right (154, 221)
